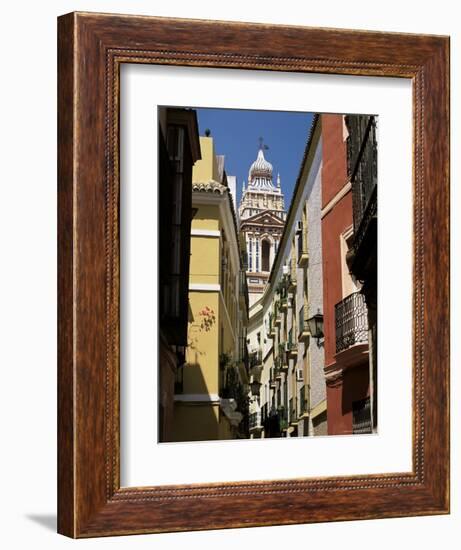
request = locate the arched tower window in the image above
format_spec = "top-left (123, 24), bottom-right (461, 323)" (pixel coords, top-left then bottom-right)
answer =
top-left (248, 237), bottom-right (253, 271)
top-left (261, 239), bottom-right (270, 272)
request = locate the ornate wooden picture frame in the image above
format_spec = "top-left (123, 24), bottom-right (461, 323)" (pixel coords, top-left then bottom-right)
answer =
top-left (57, 12), bottom-right (450, 537)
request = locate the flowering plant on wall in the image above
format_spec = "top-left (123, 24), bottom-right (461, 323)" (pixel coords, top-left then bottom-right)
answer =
top-left (187, 305), bottom-right (217, 353)
top-left (198, 306), bottom-right (216, 332)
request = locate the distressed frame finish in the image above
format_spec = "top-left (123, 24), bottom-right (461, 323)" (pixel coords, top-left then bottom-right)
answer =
top-left (58, 12), bottom-right (450, 538)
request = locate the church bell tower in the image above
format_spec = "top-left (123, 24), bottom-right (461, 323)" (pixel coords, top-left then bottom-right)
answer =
top-left (239, 144), bottom-right (286, 307)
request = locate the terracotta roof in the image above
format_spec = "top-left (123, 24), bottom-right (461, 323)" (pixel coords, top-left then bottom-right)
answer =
top-left (192, 181), bottom-right (228, 194)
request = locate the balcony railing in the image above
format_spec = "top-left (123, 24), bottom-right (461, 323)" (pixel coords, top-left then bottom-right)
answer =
top-left (249, 349), bottom-right (262, 373)
top-left (290, 397), bottom-right (297, 425)
top-left (278, 278), bottom-right (288, 296)
top-left (297, 229), bottom-right (309, 267)
top-left (335, 291), bottom-right (368, 353)
top-left (278, 406), bottom-right (288, 431)
top-left (239, 335), bottom-right (249, 373)
top-left (299, 385), bottom-right (308, 415)
top-left (269, 367), bottom-right (277, 388)
top-left (249, 411), bottom-right (262, 431)
top-left (239, 270), bottom-right (249, 310)
top-left (347, 116), bottom-right (378, 235)
top-left (278, 278), bottom-right (289, 312)
top-left (274, 358), bottom-right (282, 379)
top-left (278, 343), bottom-right (289, 370)
top-left (274, 302), bottom-right (282, 327)
top-left (268, 312), bottom-right (276, 338)
top-left (298, 306), bottom-right (310, 341)
top-left (288, 271), bottom-right (297, 290)
top-left (287, 328), bottom-right (297, 356)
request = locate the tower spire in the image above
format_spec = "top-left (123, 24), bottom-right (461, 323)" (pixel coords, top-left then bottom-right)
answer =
top-left (277, 173), bottom-right (281, 189)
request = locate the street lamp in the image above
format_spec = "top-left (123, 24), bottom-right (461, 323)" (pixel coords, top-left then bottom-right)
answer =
top-left (307, 309), bottom-right (324, 344)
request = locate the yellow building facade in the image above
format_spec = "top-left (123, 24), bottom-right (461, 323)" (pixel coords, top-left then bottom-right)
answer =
top-left (172, 136), bottom-right (250, 442)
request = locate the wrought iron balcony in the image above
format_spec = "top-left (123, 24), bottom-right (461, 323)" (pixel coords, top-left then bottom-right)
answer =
top-left (347, 115), bottom-right (377, 236)
top-left (278, 344), bottom-right (289, 370)
top-left (278, 406), bottom-right (288, 431)
top-left (287, 329), bottom-right (297, 357)
top-left (289, 397), bottom-right (298, 425)
top-left (282, 351), bottom-right (289, 371)
top-left (238, 335), bottom-right (249, 369)
top-left (299, 386), bottom-right (309, 416)
top-left (220, 376), bottom-right (244, 401)
top-left (297, 230), bottom-right (309, 267)
top-left (249, 349), bottom-right (263, 379)
top-left (273, 358), bottom-right (282, 380)
top-left (269, 367), bottom-right (277, 388)
top-left (278, 278), bottom-right (289, 295)
top-left (249, 411), bottom-right (263, 432)
top-left (277, 279), bottom-right (289, 312)
top-left (298, 305), bottom-right (310, 342)
top-left (345, 115), bottom-right (377, 287)
top-left (268, 312), bottom-right (276, 338)
top-left (239, 270), bottom-right (249, 311)
top-left (347, 185), bottom-right (377, 284)
top-left (274, 302), bottom-right (282, 327)
top-left (335, 291), bottom-right (368, 353)
top-left (249, 349), bottom-right (262, 368)
top-left (288, 271), bottom-right (297, 291)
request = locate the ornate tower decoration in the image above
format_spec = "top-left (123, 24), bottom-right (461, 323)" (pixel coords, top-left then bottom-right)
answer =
top-left (239, 140), bottom-right (286, 307)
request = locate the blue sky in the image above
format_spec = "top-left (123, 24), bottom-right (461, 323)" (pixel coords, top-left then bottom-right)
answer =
top-left (194, 108), bottom-right (314, 209)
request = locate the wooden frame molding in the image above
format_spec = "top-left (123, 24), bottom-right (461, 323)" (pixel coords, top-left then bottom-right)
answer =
top-left (58, 12), bottom-right (450, 537)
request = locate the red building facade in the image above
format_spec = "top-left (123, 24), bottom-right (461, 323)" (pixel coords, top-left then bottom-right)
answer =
top-left (321, 114), bottom-right (372, 435)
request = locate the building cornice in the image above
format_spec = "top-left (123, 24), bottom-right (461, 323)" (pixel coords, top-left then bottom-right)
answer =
top-left (189, 283), bottom-right (221, 292)
top-left (310, 399), bottom-right (327, 419)
top-left (190, 228), bottom-right (221, 238)
top-left (320, 180), bottom-right (351, 219)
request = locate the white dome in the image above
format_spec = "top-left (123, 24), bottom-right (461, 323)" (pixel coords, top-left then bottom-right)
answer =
top-left (248, 149), bottom-right (274, 190)
top-left (249, 149), bottom-right (273, 178)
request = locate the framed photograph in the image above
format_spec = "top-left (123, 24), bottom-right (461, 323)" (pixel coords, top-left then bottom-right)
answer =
top-left (58, 12), bottom-right (449, 537)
